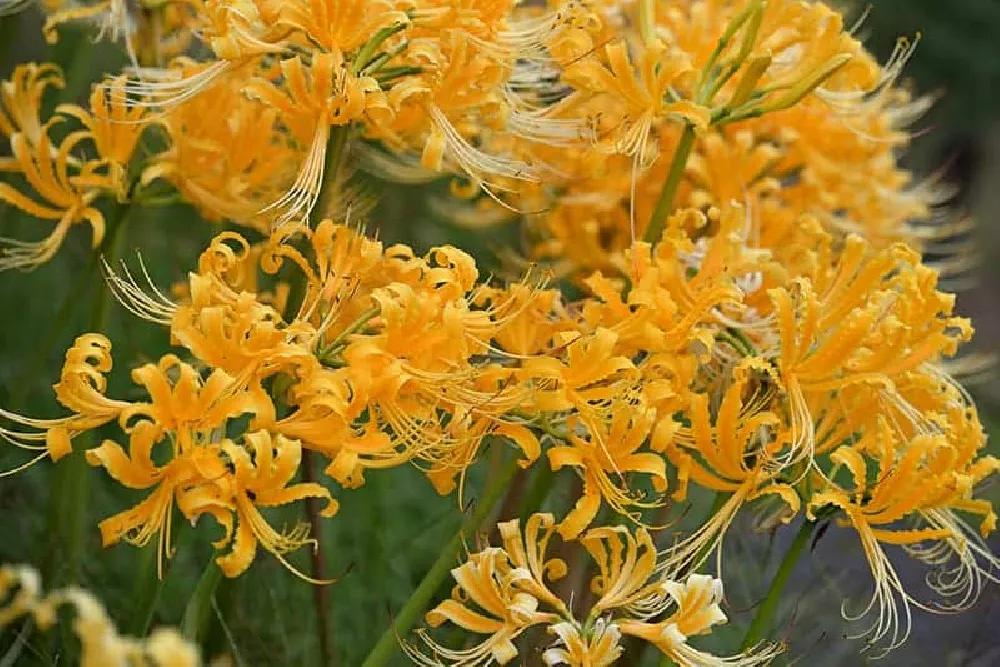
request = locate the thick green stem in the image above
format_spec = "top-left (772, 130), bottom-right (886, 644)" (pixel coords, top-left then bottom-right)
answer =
top-left (41, 202), bottom-right (131, 586)
top-left (740, 518), bottom-right (815, 650)
top-left (182, 560), bottom-right (224, 644)
top-left (360, 456), bottom-right (520, 667)
top-left (312, 125), bottom-right (351, 226)
top-left (645, 124), bottom-right (696, 244)
top-left (129, 518), bottom-right (190, 636)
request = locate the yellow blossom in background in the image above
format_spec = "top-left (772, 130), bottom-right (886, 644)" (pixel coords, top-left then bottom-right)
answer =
top-left (0, 564), bottom-right (201, 666)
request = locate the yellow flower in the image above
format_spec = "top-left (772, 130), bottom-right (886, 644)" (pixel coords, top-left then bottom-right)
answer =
top-left (56, 76), bottom-right (147, 170)
top-left (0, 564), bottom-right (200, 666)
top-left (276, 0), bottom-right (408, 53)
top-left (83, 357), bottom-right (264, 575)
top-left (0, 120), bottom-right (110, 270)
top-left (0, 62), bottom-right (64, 159)
top-left (548, 396), bottom-right (666, 539)
top-left (562, 41), bottom-right (709, 159)
top-left (142, 74), bottom-right (292, 225)
top-left (765, 236), bottom-right (971, 465)
top-left (1, 334), bottom-right (126, 474)
top-left (246, 51), bottom-right (390, 224)
top-left (415, 515), bottom-right (782, 666)
top-left (618, 573), bottom-right (782, 667)
top-left (543, 619), bottom-right (623, 666)
top-left (655, 361), bottom-right (800, 576)
top-left (808, 410), bottom-right (1000, 654)
top-left (181, 430), bottom-right (338, 580)
top-left (408, 513), bottom-right (565, 666)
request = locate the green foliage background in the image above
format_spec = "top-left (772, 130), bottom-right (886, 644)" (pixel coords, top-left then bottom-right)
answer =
top-left (2, 2), bottom-right (1000, 665)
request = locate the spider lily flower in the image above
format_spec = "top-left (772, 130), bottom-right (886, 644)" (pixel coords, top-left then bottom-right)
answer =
top-left (0, 565), bottom-right (200, 666)
top-left (762, 235), bottom-right (972, 468)
top-left (415, 515), bottom-right (782, 666)
top-left (55, 76), bottom-right (148, 170)
top-left (618, 574), bottom-right (783, 666)
top-left (407, 513), bottom-right (566, 666)
top-left (562, 41), bottom-right (709, 160)
top-left (655, 361), bottom-right (800, 578)
top-left (84, 356), bottom-right (273, 576)
top-left (0, 62), bottom-right (64, 157)
top-left (113, 0), bottom-right (285, 109)
top-left (0, 120), bottom-right (116, 271)
top-left (548, 398), bottom-right (667, 539)
top-left (543, 619), bottom-right (624, 666)
top-left (372, 32), bottom-right (541, 197)
top-left (0, 334), bottom-right (127, 475)
top-left (140, 69), bottom-right (293, 226)
top-left (276, 0), bottom-right (409, 54)
top-left (179, 431), bottom-right (338, 581)
top-left (246, 51), bottom-right (390, 226)
top-left (807, 412), bottom-right (1000, 655)
top-left (519, 328), bottom-right (634, 430)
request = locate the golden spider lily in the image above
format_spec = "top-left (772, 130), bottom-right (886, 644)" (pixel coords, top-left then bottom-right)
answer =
top-left (0, 62), bottom-right (64, 159)
top-left (562, 41), bottom-right (709, 159)
top-left (762, 235), bottom-right (971, 467)
top-left (84, 356), bottom-right (270, 576)
top-left (0, 564), bottom-right (200, 666)
top-left (579, 214), bottom-right (745, 353)
top-left (55, 76), bottom-right (148, 173)
top-left (617, 573), bottom-right (783, 667)
top-left (807, 412), bottom-right (1000, 655)
top-left (655, 362), bottom-right (800, 578)
top-left (0, 66), bottom-right (149, 270)
top-left (178, 430), bottom-right (338, 580)
top-left (141, 73), bottom-right (294, 226)
top-left (245, 51), bottom-right (390, 225)
top-left (519, 328), bottom-right (633, 432)
top-left (0, 123), bottom-right (110, 270)
top-left (276, 0), bottom-right (408, 53)
top-left (376, 32), bottom-right (541, 192)
top-left (113, 0), bottom-right (286, 108)
top-left (547, 397), bottom-right (667, 540)
top-left (414, 514), bottom-right (781, 666)
top-left (408, 514), bottom-right (567, 666)
top-left (543, 619), bottom-right (623, 667)
top-left (0, 334), bottom-right (127, 475)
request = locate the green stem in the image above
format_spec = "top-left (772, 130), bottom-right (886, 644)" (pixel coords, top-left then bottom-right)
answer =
top-left (182, 560), bottom-right (225, 644)
top-left (645, 124), bottom-right (696, 244)
top-left (360, 456), bottom-right (521, 667)
top-left (313, 125), bottom-right (351, 226)
top-left (128, 517), bottom-right (190, 636)
top-left (740, 518), bottom-right (815, 651)
top-left (41, 202), bottom-right (131, 584)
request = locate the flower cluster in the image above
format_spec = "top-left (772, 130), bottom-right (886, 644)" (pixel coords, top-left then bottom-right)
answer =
top-left (0, 0), bottom-right (997, 664)
top-left (408, 514), bottom-right (783, 666)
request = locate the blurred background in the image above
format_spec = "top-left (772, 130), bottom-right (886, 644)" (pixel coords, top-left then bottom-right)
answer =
top-left (1, 1), bottom-right (1000, 665)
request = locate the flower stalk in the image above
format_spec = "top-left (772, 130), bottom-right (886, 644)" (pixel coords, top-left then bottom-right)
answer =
top-left (360, 455), bottom-right (521, 667)
top-left (741, 518), bottom-right (816, 650)
top-left (645, 123), bottom-right (696, 243)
